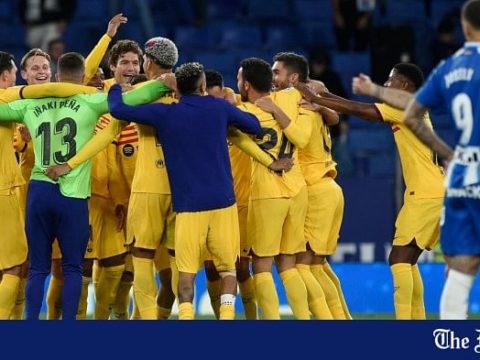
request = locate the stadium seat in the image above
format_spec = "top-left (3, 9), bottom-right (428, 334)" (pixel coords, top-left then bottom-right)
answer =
top-left (75, 0), bottom-right (108, 21)
top-left (385, 0), bottom-right (426, 25)
top-left (263, 25), bottom-right (306, 52)
top-left (173, 25), bottom-right (219, 51)
top-left (246, 0), bottom-right (291, 19)
top-left (193, 51), bottom-right (238, 75)
top-left (64, 21), bottom-right (104, 55)
top-left (294, 0), bottom-right (332, 21)
top-left (218, 25), bottom-right (262, 49)
top-left (348, 128), bottom-right (394, 153)
top-left (299, 21), bottom-right (336, 49)
top-left (207, 0), bottom-right (244, 20)
top-left (368, 152), bottom-right (396, 177)
top-left (331, 52), bottom-right (371, 97)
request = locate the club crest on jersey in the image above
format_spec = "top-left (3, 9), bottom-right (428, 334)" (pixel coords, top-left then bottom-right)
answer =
top-left (156, 159), bottom-right (165, 168)
top-left (122, 144), bottom-right (135, 157)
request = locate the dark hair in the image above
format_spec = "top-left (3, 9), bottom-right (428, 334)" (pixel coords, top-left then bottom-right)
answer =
top-left (58, 52), bottom-right (85, 78)
top-left (20, 48), bottom-right (50, 70)
top-left (130, 74), bottom-right (147, 85)
top-left (273, 52), bottom-right (309, 82)
top-left (393, 63), bottom-right (424, 90)
top-left (205, 69), bottom-right (223, 89)
top-left (109, 40), bottom-right (143, 67)
top-left (239, 57), bottom-right (272, 93)
top-left (0, 52), bottom-right (15, 74)
top-left (462, 0), bottom-right (480, 31)
top-left (175, 62), bottom-right (204, 95)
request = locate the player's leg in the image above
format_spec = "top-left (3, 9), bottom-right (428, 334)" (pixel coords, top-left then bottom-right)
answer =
top-left (95, 254), bottom-right (126, 319)
top-left (440, 197), bottom-right (480, 319)
top-left (236, 257), bottom-right (257, 319)
top-left (25, 181), bottom-right (58, 320)
top-left (154, 245), bottom-right (175, 320)
top-left (112, 258), bottom-right (133, 320)
top-left (278, 187), bottom-right (310, 320)
top-left (56, 194), bottom-right (90, 320)
top-left (249, 198), bottom-right (287, 320)
top-left (10, 261), bottom-right (28, 319)
top-left (208, 205), bottom-right (240, 320)
top-left (204, 259), bottom-right (221, 319)
top-left (0, 190), bottom-right (28, 319)
top-left (77, 258), bottom-right (94, 320)
top-left (236, 205), bottom-right (257, 320)
top-left (46, 257), bottom-right (63, 319)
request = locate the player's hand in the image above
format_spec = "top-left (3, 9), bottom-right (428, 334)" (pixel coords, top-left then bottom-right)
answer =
top-left (107, 13), bottom-right (128, 38)
top-left (19, 125), bottom-right (32, 143)
top-left (45, 163), bottom-right (72, 181)
top-left (306, 79), bottom-right (328, 95)
top-left (115, 204), bottom-right (126, 231)
top-left (255, 96), bottom-right (277, 114)
top-left (156, 73), bottom-right (178, 92)
top-left (268, 157), bottom-right (294, 173)
top-left (223, 89), bottom-right (237, 106)
top-left (293, 81), bottom-right (318, 103)
top-left (352, 73), bottom-right (375, 96)
top-left (299, 98), bottom-right (322, 112)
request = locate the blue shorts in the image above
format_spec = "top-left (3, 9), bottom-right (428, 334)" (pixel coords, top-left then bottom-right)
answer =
top-left (440, 190), bottom-right (480, 256)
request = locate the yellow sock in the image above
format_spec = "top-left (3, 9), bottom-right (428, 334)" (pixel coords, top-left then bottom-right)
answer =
top-left (132, 257), bottom-right (158, 319)
top-left (92, 261), bottom-right (102, 292)
top-left (296, 264), bottom-right (332, 319)
top-left (279, 268), bottom-right (310, 320)
top-left (76, 276), bottom-right (91, 320)
top-left (157, 306), bottom-right (172, 320)
top-left (113, 280), bottom-right (132, 320)
top-left (391, 263), bottom-right (413, 320)
top-left (10, 277), bottom-right (26, 320)
top-left (130, 294), bottom-right (141, 320)
top-left (46, 276), bottom-right (63, 320)
top-left (219, 304), bottom-right (235, 320)
top-left (169, 255), bottom-right (179, 299)
top-left (411, 264), bottom-right (426, 319)
top-left (94, 264), bottom-right (125, 319)
top-left (206, 279), bottom-right (222, 319)
top-left (253, 272), bottom-right (280, 319)
top-left (322, 262), bottom-right (352, 319)
top-left (311, 264), bottom-right (345, 319)
top-left (178, 302), bottom-right (194, 320)
top-left (0, 274), bottom-right (20, 319)
top-left (238, 277), bottom-right (258, 319)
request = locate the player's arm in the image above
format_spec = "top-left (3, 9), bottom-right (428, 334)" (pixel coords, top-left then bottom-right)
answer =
top-left (224, 100), bottom-right (262, 135)
top-left (403, 99), bottom-right (453, 161)
top-left (1, 83), bottom-right (97, 103)
top-left (352, 73), bottom-right (412, 110)
top-left (107, 83), bottom-right (169, 126)
top-left (83, 13), bottom-right (127, 85)
top-left (227, 127), bottom-right (293, 172)
top-left (0, 100), bottom-right (26, 122)
top-left (294, 81), bottom-right (382, 121)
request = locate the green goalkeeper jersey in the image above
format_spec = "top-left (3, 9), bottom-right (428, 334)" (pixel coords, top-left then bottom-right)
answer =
top-left (0, 80), bottom-right (169, 198)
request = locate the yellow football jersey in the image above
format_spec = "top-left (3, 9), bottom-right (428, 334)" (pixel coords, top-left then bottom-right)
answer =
top-left (229, 144), bottom-right (251, 207)
top-left (91, 147), bottom-right (110, 199)
top-left (131, 95), bottom-right (177, 194)
top-left (238, 95), bottom-right (306, 200)
top-left (114, 123), bottom-right (138, 190)
top-left (375, 103), bottom-right (444, 199)
top-left (299, 111), bottom-right (337, 185)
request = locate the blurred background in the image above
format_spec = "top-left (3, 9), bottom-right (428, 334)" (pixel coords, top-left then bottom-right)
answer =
top-left (6, 0), bottom-right (479, 316)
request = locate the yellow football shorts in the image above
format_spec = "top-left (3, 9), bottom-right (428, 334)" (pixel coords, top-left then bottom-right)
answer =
top-left (126, 192), bottom-right (175, 251)
top-left (393, 197), bottom-right (443, 250)
top-left (305, 178), bottom-right (344, 256)
top-left (248, 186), bottom-right (308, 257)
top-left (0, 189), bottom-right (28, 270)
top-left (175, 204), bottom-right (240, 274)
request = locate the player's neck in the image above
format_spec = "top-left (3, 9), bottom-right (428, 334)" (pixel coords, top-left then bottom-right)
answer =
top-left (148, 68), bottom-right (172, 79)
top-left (248, 90), bottom-right (269, 103)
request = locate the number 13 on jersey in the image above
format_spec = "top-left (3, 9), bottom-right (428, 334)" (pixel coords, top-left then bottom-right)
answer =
top-left (36, 117), bottom-right (78, 166)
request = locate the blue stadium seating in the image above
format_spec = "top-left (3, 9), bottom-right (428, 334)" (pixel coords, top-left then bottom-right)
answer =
top-left (173, 25), bottom-right (219, 51)
top-left (193, 51), bottom-right (238, 74)
top-left (299, 21), bottom-right (336, 49)
top-left (75, 0), bottom-right (108, 21)
top-left (348, 128), bottom-right (394, 153)
top-left (245, 0), bottom-right (291, 20)
top-left (385, 0), bottom-right (426, 25)
top-left (294, 0), bottom-right (332, 21)
top-left (207, 0), bottom-right (244, 20)
top-left (331, 52), bottom-right (371, 97)
top-left (263, 25), bottom-right (305, 52)
top-left (431, 0), bottom-right (463, 27)
top-left (218, 25), bottom-right (262, 49)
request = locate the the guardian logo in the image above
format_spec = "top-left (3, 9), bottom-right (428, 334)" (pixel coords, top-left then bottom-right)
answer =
top-left (433, 329), bottom-right (480, 353)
